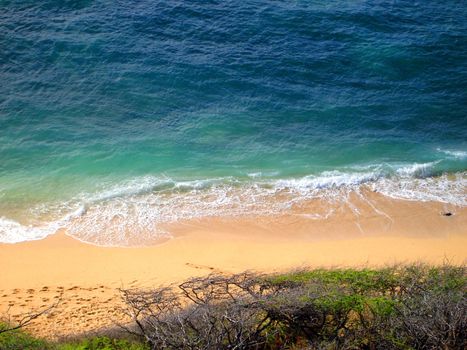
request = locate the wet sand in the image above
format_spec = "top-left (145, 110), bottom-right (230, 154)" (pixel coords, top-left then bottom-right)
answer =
top-left (0, 193), bottom-right (466, 339)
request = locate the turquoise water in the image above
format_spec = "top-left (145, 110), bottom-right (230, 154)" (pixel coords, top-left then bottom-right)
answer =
top-left (1, 1), bottom-right (466, 245)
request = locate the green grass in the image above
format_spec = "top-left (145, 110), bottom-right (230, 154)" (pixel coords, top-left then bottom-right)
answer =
top-left (0, 329), bottom-right (148, 350)
top-left (0, 324), bottom-right (50, 350)
top-left (267, 264), bottom-right (465, 293)
top-left (57, 336), bottom-right (148, 350)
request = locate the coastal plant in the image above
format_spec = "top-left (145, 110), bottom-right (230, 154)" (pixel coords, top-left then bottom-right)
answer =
top-left (0, 323), bottom-right (51, 350)
top-left (0, 265), bottom-right (464, 349)
top-left (117, 272), bottom-right (275, 349)
top-left (0, 329), bottom-right (149, 350)
top-left (56, 336), bottom-right (149, 350)
top-left (118, 264), bottom-right (466, 350)
top-left (389, 285), bottom-right (466, 349)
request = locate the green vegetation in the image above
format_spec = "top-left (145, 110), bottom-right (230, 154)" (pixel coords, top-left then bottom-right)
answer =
top-left (57, 337), bottom-right (148, 350)
top-left (0, 324), bottom-right (49, 350)
top-left (0, 330), bottom-right (148, 350)
top-left (1, 264), bottom-right (465, 349)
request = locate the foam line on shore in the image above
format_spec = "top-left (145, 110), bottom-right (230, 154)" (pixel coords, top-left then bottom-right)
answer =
top-left (0, 163), bottom-right (465, 246)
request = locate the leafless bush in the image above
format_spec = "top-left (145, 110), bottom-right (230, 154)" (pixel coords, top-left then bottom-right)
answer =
top-left (118, 272), bottom-right (276, 350)
top-left (390, 290), bottom-right (466, 349)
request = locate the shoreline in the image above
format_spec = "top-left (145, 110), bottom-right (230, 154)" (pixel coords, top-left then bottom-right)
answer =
top-left (1, 195), bottom-right (466, 339)
top-left (1, 173), bottom-right (466, 246)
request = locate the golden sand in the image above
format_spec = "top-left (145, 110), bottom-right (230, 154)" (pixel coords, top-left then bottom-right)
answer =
top-left (0, 193), bottom-right (466, 339)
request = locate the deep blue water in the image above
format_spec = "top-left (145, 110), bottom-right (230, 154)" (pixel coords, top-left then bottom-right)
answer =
top-left (0, 1), bottom-right (466, 244)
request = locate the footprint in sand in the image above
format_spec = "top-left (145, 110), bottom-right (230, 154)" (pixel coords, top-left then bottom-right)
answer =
top-left (185, 262), bottom-right (224, 273)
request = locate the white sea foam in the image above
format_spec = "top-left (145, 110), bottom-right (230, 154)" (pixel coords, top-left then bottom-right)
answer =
top-left (63, 165), bottom-right (465, 246)
top-left (395, 161), bottom-right (438, 178)
top-left (271, 171), bottom-right (381, 193)
top-left (0, 163), bottom-right (465, 246)
top-left (0, 217), bottom-right (60, 243)
top-left (436, 148), bottom-right (467, 159)
top-left (373, 173), bottom-right (467, 206)
top-left (0, 202), bottom-right (88, 244)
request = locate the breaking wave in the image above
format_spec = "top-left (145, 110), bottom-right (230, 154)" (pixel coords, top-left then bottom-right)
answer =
top-left (1, 162), bottom-right (465, 246)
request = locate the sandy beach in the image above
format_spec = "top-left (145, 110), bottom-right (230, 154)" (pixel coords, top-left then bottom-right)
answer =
top-left (1, 193), bottom-right (466, 339)
top-left (3, 1), bottom-right (467, 346)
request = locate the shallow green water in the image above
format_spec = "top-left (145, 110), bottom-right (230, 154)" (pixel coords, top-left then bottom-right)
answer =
top-left (1, 1), bottom-right (466, 244)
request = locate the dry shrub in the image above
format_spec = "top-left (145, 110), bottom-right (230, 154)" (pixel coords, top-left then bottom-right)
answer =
top-left (118, 265), bottom-right (466, 350)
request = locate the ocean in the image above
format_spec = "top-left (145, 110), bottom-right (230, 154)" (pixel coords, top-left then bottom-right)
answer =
top-left (1, 0), bottom-right (466, 246)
